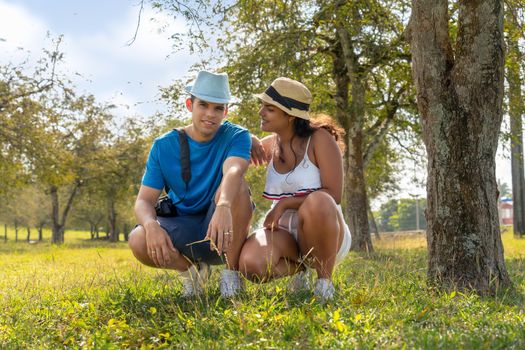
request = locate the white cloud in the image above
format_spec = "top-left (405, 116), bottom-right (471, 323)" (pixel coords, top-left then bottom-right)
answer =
top-left (0, 0), bottom-right (198, 118)
top-left (0, 1), bottom-right (50, 62)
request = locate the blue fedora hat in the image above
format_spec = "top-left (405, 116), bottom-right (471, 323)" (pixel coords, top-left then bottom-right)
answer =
top-left (185, 71), bottom-right (231, 104)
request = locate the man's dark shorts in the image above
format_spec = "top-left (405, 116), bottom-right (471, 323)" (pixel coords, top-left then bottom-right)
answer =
top-left (157, 201), bottom-right (224, 265)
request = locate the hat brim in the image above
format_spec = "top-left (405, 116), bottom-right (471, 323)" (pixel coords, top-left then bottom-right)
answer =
top-left (185, 86), bottom-right (231, 104)
top-left (254, 92), bottom-right (310, 120)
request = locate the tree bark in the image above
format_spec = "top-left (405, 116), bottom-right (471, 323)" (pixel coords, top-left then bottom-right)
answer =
top-left (50, 185), bottom-right (64, 244)
top-left (107, 197), bottom-right (118, 242)
top-left (507, 39), bottom-right (525, 237)
top-left (38, 224), bottom-right (43, 241)
top-left (50, 182), bottom-right (80, 244)
top-left (26, 227), bottom-right (31, 242)
top-left (367, 199), bottom-right (380, 240)
top-left (123, 223), bottom-right (129, 241)
top-left (408, 0), bottom-right (510, 293)
top-left (14, 220), bottom-right (18, 242)
top-left (335, 25), bottom-right (374, 253)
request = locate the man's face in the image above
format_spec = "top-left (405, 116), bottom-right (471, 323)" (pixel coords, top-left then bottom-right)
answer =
top-left (186, 97), bottom-right (228, 141)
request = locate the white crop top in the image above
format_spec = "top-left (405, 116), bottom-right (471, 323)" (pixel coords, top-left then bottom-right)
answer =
top-left (263, 137), bottom-right (322, 201)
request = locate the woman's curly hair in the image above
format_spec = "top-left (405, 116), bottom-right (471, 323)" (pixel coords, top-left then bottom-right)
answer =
top-left (293, 113), bottom-right (346, 155)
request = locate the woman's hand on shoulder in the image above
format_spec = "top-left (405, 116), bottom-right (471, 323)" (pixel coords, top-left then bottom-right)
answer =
top-left (250, 134), bottom-right (266, 166)
top-left (250, 134), bottom-right (274, 166)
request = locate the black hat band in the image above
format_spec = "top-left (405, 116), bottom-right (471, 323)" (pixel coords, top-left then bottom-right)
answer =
top-left (265, 86), bottom-right (309, 111)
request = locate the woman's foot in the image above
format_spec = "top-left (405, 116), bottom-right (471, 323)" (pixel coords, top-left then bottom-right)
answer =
top-left (313, 278), bottom-right (335, 301)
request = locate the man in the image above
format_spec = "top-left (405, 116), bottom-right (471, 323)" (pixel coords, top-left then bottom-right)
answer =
top-left (128, 70), bottom-right (253, 298)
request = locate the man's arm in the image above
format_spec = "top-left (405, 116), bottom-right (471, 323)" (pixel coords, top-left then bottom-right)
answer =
top-left (206, 156), bottom-right (249, 254)
top-left (135, 185), bottom-right (177, 267)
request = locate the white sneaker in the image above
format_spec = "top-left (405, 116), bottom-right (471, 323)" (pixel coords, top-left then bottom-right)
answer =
top-left (313, 278), bottom-right (335, 301)
top-left (219, 269), bottom-right (243, 298)
top-left (288, 269), bottom-right (313, 293)
top-left (180, 262), bottom-right (210, 298)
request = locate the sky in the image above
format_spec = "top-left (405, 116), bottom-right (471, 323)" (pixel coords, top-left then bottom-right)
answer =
top-left (0, 0), bottom-right (513, 199)
top-left (0, 0), bottom-right (198, 118)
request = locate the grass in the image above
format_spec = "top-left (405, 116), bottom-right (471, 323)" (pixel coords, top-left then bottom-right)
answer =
top-left (0, 227), bottom-right (524, 349)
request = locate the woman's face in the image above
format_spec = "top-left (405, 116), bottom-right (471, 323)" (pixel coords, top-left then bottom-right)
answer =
top-left (259, 102), bottom-right (291, 133)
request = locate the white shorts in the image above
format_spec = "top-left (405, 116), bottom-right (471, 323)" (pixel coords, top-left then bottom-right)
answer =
top-left (275, 204), bottom-right (351, 264)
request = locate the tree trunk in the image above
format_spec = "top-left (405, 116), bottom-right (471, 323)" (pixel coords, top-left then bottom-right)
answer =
top-left (507, 38), bottom-right (525, 237)
top-left (50, 185), bottom-right (64, 244)
top-left (14, 220), bottom-right (18, 242)
top-left (4, 224), bottom-right (7, 242)
top-left (367, 200), bottom-right (380, 240)
top-left (345, 79), bottom-right (373, 252)
top-left (26, 227), bottom-right (31, 242)
top-left (123, 223), bottom-right (129, 241)
top-left (107, 197), bottom-right (118, 242)
top-left (332, 34), bottom-right (373, 252)
top-left (38, 225), bottom-right (43, 241)
top-left (50, 183), bottom-right (80, 244)
top-left (408, 0), bottom-right (510, 293)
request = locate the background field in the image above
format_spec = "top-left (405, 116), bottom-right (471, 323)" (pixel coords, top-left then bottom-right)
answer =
top-left (1, 228), bottom-right (524, 349)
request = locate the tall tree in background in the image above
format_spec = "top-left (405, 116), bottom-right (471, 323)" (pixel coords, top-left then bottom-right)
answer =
top-left (99, 123), bottom-right (148, 242)
top-left (407, 0), bottom-right (510, 293)
top-left (210, 0), bottom-right (414, 252)
top-left (29, 94), bottom-right (112, 244)
top-left (505, 2), bottom-right (525, 238)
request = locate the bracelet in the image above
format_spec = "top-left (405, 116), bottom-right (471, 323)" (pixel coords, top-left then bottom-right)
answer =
top-left (216, 203), bottom-right (231, 209)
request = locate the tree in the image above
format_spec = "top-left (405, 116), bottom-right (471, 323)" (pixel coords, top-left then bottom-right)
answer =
top-left (28, 94), bottom-right (113, 244)
top-left (152, 0), bottom-right (420, 251)
top-left (505, 2), bottom-right (525, 238)
top-left (98, 123), bottom-right (149, 242)
top-left (407, 0), bottom-right (510, 293)
top-left (378, 198), bottom-right (399, 232)
top-left (0, 39), bottom-right (64, 195)
top-left (217, 0), bottom-right (415, 252)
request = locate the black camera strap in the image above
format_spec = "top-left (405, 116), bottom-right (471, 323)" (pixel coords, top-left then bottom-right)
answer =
top-left (178, 128), bottom-right (191, 185)
top-left (164, 128), bottom-right (191, 205)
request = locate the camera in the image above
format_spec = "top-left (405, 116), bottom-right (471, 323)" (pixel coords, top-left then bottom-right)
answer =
top-left (155, 195), bottom-right (177, 217)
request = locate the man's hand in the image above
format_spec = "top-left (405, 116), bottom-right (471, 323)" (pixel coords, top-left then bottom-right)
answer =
top-left (144, 220), bottom-right (178, 267)
top-left (250, 135), bottom-right (266, 166)
top-left (206, 204), bottom-right (233, 255)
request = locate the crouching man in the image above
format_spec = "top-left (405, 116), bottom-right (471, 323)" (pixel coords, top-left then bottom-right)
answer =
top-left (129, 70), bottom-right (252, 298)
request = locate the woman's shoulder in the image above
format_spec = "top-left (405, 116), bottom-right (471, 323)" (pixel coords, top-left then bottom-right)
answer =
top-left (310, 127), bottom-right (341, 157)
top-left (311, 127), bottom-right (333, 144)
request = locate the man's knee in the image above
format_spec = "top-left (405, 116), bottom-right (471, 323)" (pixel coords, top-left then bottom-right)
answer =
top-left (128, 226), bottom-right (148, 259)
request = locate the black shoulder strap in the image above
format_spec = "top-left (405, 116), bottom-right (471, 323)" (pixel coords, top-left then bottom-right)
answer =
top-left (177, 128), bottom-right (191, 185)
top-left (163, 128), bottom-right (191, 200)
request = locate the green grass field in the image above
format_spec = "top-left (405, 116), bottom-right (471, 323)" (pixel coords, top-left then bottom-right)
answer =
top-left (1, 227), bottom-right (524, 349)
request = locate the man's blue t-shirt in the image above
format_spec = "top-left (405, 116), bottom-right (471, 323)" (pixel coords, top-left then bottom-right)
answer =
top-left (142, 121), bottom-right (251, 215)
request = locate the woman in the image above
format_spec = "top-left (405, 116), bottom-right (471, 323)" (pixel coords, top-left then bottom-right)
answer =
top-left (238, 77), bottom-right (351, 300)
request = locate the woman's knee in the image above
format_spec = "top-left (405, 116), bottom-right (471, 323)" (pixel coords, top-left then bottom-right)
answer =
top-left (238, 246), bottom-right (271, 280)
top-left (299, 191), bottom-right (337, 221)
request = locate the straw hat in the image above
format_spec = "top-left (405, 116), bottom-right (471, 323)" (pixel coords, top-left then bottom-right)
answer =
top-left (254, 77), bottom-right (312, 120)
top-left (185, 70), bottom-right (231, 104)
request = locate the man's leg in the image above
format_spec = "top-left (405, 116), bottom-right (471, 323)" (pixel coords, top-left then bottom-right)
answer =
top-left (128, 225), bottom-right (192, 271)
